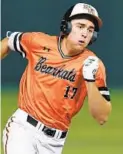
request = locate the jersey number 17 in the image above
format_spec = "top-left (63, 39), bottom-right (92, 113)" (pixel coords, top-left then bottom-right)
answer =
top-left (64, 86), bottom-right (78, 99)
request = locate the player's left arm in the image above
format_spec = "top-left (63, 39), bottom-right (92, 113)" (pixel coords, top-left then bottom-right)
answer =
top-left (83, 56), bottom-right (112, 125)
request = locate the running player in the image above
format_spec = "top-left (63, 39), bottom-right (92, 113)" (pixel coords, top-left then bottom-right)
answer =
top-left (1, 3), bottom-right (112, 154)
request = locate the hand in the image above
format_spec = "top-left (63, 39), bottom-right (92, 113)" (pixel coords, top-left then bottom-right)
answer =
top-left (83, 56), bottom-right (99, 82)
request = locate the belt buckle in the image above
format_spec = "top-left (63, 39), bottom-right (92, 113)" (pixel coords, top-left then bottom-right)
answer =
top-left (42, 126), bottom-right (56, 137)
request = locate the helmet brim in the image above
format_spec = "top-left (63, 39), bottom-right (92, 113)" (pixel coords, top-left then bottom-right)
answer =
top-left (69, 13), bottom-right (102, 29)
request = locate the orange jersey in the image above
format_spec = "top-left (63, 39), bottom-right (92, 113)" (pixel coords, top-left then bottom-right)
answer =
top-left (8, 32), bottom-right (106, 130)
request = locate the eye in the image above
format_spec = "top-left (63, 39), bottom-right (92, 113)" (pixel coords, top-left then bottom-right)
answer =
top-left (88, 29), bottom-right (94, 33)
top-left (77, 25), bottom-right (82, 29)
top-left (77, 24), bottom-right (84, 29)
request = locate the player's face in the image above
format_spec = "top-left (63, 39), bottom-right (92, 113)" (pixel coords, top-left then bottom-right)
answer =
top-left (67, 18), bottom-right (95, 50)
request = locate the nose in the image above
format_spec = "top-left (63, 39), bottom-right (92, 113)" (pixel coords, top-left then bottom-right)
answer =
top-left (81, 28), bottom-right (88, 38)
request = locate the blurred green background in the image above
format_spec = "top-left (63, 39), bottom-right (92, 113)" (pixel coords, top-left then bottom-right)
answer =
top-left (1, 0), bottom-right (123, 154)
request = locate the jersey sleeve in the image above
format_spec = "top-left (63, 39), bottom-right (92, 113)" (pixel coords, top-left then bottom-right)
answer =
top-left (7, 31), bottom-right (47, 59)
top-left (95, 60), bottom-right (110, 101)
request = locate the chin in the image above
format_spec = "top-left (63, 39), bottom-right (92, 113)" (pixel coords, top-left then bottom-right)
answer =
top-left (76, 45), bottom-right (85, 50)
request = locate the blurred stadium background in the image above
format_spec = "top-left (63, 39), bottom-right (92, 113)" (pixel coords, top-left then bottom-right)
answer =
top-left (1, 0), bottom-right (123, 154)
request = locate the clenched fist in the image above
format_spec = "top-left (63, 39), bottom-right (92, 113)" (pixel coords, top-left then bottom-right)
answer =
top-left (83, 56), bottom-right (99, 82)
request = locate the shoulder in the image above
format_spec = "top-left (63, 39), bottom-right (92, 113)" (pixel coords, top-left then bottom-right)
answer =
top-left (32, 32), bottom-right (57, 45)
top-left (85, 48), bottom-right (105, 62)
top-left (22, 32), bottom-right (57, 48)
top-left (81, 48), bottom-right (97, 60)
top-left (23, 32), bottom-right (56, 41)
top-left (83, 48), bottom-right (106, 69)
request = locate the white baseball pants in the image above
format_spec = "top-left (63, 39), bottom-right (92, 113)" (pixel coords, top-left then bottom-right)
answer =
top-left (2, 109), bottom-right (67, 154)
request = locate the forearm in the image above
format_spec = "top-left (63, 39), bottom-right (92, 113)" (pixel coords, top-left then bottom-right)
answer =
top-left (0, 37), bottom-right (10, 59)
top-left (86, 82), bottom-right (112, 125)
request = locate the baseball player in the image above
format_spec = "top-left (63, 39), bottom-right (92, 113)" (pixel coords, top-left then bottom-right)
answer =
top-left (1, 3), bottom-right (112, 154)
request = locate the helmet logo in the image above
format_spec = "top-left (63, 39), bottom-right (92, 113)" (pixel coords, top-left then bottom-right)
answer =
top-left (83, 4), bottom-right (95, 15)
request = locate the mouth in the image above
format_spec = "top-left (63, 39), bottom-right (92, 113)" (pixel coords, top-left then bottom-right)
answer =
top-left (78, 40), bottom-right (85, 44)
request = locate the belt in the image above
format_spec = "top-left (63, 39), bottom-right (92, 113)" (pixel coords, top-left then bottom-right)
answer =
top-left (27, 115), bottom-right (67, 139)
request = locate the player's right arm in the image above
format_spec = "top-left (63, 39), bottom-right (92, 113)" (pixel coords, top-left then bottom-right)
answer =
top-left (0, 31), bottom-right (47, 60)
top-left (0, 31), bottom-right (29, 60)
top-left (0, 37), bottom-right (10, 59)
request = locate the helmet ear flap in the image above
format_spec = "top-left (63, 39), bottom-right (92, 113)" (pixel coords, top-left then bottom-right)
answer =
top-left (89, 31), bottom-right (98, 45)
top-left (60, 19), bottom-right (99, 45)
top-left (60, 20), bottom-right (72, 35)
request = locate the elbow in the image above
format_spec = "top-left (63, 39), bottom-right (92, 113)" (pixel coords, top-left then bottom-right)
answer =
top-left (96, 115), bottom-right (109, 125)
top-left (90, 104), bottom-right (112, 125)
top-left (94, 113), bottom-right (111, 125)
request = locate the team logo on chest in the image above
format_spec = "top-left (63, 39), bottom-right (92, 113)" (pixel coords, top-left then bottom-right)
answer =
top-left (34, 57), bottom-right (76, 82)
